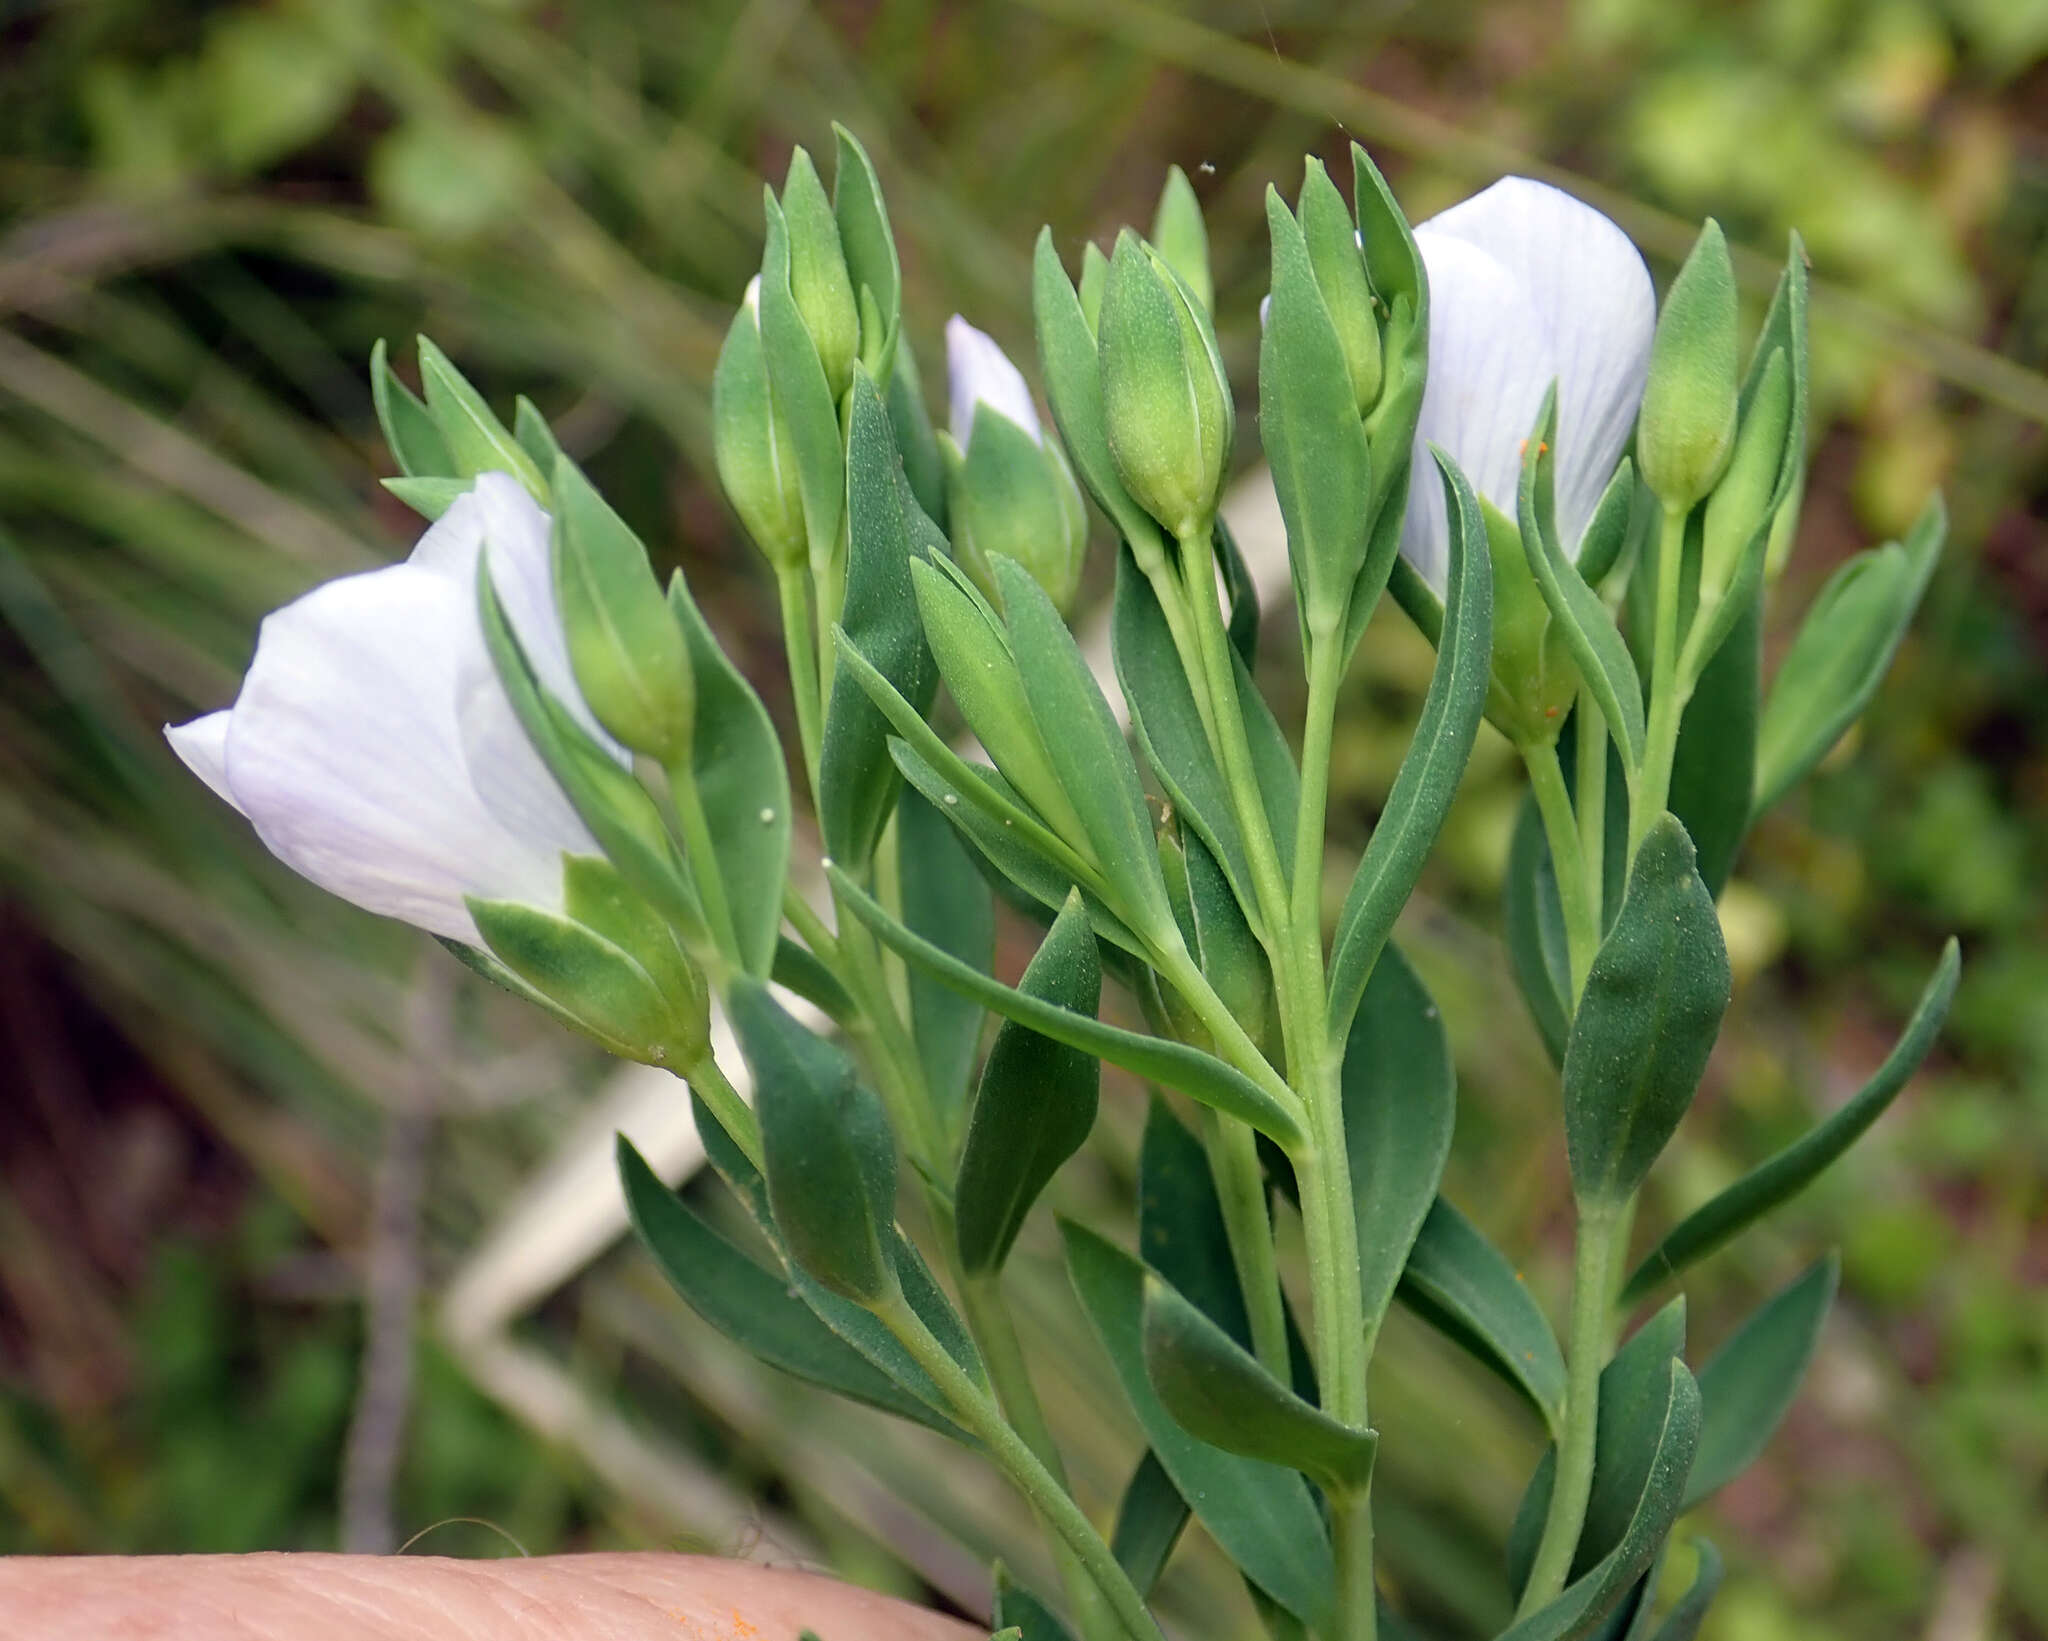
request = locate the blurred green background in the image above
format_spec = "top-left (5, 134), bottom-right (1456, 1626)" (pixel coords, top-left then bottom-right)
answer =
top-left (2, 1), bottom-right (2043, 1638)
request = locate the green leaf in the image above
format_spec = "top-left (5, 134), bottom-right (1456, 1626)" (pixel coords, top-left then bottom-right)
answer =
top-left (1622, 939), bottom-right (1956, 1303)
top-left (896, 787), bottom-right (991, 1127)
top-left (1299, 157), bottom-right (1382, 417)
top-left (884, 329), bottom-right (946, 526)
top-left (1063, 1222), bottom-right (1335, 1629)
top-left (1261, 184), bottom-right (1374, 634)
top-left (1504, 792), bottom-right (1573, 1064)
top-left (415, 336), bottom-right (546, 499)
top-left (1649, 1541), bottom-right (1723, 1641)
top-left (1033, 230), bottom-right (1170, 563)
top-left (888, 741), bottom-right (1146, 960)
top-left (550, 453), bottom-right (694, 764)
top-left (1142, 1274), bottom-right (1378, 1494)
top-left (992, 1567), bottom-right (1076, 1641)
top-left (1397, 1197), bottom-right (1566, 1435)
top-left (513, 395), bottom-right (563, 474)
top-left (780, 146), bottom-right (859, 401)
top-left (1752, 495), bottom-right (1944, 816)
top-left (1575, 462), bottom-right (1637, 586)
top-left (821, 366), bottom-right (942, 865)
top-left (1565, 817), bottom-right (1731, 1210)
top-left (1498, 1357), bottom-right (1701, 1641)
top-left (1213, 513), bottom-right (1262, 666)
top-left (468, 897), bottom-right (687, 1065)
top-left (1113, 544), bottom-right (1256, 920)
top-left (380, 475), bottom-right (471, 521)
top-left (1668, 595), bottom-right (1757, 897)
top-left (733, 978), bottom-right (897, 1304)
top-left (369, 338), bottom-right (452, 478)
top-left (1150, 163), bottom-right (1213, 315)
top-left (997, 555), bottom-right (1176, 939)
top-left (1345, 944), bottom-right (1456, 1347)
top-left (1139, 1098), bottom-right (1253, 1347)
top-left (618, 1137), bottom-right (960, 1438)
top-left (955, 895), bottom-right (1102, 1274)
top-left (1327, 448), bottom-right (1493, 1039)
top-left (833, 870), bottom-right (1305, 1146)
top-left (667, 574), bottom-right (791, 979)
top-left (1518, 388), bottom-right (1647, 769)
top-left (685, 1092), bottom-right (983, 1428)
top-left (477, 566), bottom-right (708, 949)
top-left (757, 189), bottom-right (844, 572)
top-left (771, 935), bottom-right (855, 1022)
top-left (1110, 1450), bottom-right (1189, 1597)
top-left (1686, 1254), bottom-right (1838, 1507)
top-left (830, 124), bottom-right (902, 382)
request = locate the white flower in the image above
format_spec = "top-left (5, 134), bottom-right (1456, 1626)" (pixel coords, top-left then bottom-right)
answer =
top-left (1399, 177), bottom-right (1656, 592)
top-left (166, 473), bottom-right (623, 945)
top-left (945, 315), bottom-right (1042, 448)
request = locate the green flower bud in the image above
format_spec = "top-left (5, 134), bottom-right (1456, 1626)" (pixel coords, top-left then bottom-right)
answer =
top-left (1638, 219), bottom-right (1740, 510)
top-left (551, 453), bottom-right (695, 764)
top-left (1298, 157), bottom-right (1382, 416)
top-left (1099, 229), bottom-right (1232, 542)
top-left (1700, 345), bottom-right (1792, 600)
top-left (941, 316), bottom-right (1088, 617)
top-left (711, 281), bottom-right (808, 572)
top-left (780, 146), bottom-right (860, 404)
top-left (1150, 164), bottom-right (1213, 316)
top-left (1077, 240), bottom-right (1110, 337)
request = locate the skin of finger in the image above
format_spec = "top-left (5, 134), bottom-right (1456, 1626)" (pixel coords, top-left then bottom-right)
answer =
top-left (0, 1552), bottom-right (987, 1641)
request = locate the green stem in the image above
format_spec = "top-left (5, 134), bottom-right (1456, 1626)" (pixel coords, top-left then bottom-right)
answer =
top-left (1575, 701), bottom-right (1608, 942)
top-left (960, 1273), bottom-right (1123, 1641)
top-left (1516, 1205), bottom-right (1622, 1616)
top-left (1152, 943), bottom-right (1307, 1132)
top-left (1331, 1493), bottom-right (1377, 1641)
top-left (1291, 630), bottom-right (1345, 956)
top-left (774, 566), bottom-right (825, 800)
top-left (669, 767), bottom-right (741, 961)
top-left (1630, 503), bottom-right (1690, 864)
top-left (1178, 527), bottom-right (1294, 954)
top-left (1200, 1111), bottom-right (1292, 1383)
top-left (682, 1053), bottom-right (761, 1174)
top-left (876, 1290), bottom-right (1159, 1641)
top-left (781, 882), bottom-right (839, 966)
top-left (1523, 738), bottom-right (1600, 1004)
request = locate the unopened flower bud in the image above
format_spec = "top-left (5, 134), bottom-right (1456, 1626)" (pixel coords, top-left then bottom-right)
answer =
top-left (1298, 158), bottom-right (1382, 417)
top-left (712, 281), bottom-right (808, 572)
top-left (780, 147), bottom-right (860, 404)
top-left (1638, 219), bottom-right (1740, 510)
top-left (941, 316), bottom-right (1088, 618)
top-left (1098, 230), bottom-right (1232, 542)
top-left (1700, 346), bottom-right (1792, 600)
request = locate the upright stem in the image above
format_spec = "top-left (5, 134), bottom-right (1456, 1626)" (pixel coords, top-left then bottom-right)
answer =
top-left (1630, 502), bottom-right (1691, 864)
top-left (1575, 702), bottom-right (1608, 940)
top-left (1292, 630), bottom-right (1344, 959)
top-left (1523, 739), bottom-right (1600, 1003)
top-left (1201, 1111), bottom-right (1293, 1383)
top-left (876, 1291), bottom-right (1159, 1641)
top-left (775, 566), bottom-right (825, 799)
top-left (683, 1054), bottom-right (762, 1173)
top-left (1516, 1205), bottom-right (1622, 1615)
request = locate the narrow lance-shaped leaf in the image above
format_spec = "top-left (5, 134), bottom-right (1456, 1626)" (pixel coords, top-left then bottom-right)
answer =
top-left (1752, 495), bottom-right (1944, 816)
top-left (1622, 938), bottom-right (1958, 1304)
top-left (1686, 1253), bottom-right (1838, 1507)
top-left (667, 574), bottom-right (790, 978)
top-left (1504, 791), bottom-right (1573, 1065)
top-left (756, 189), bottom-right (844, 573)
top-left (1565, 816), bottom-right (1731, 1210)
top-left (831, 870), bottom-right (1305, 1147)
top-left (370, 338), bottom-right (452, 478)
top-left (1110, 1451), bottom-right (1190, 1598)
top-left (618, 1138), bottom-right (964, 1440)
top-left (1064, 1222), bottom-right (1336, 1630)
top-left (1142, 1274), bottom-right (1378, 1494)
top-left (820, 365), bottom-right (942, 865)
top-left (831, 124), bottom-right (902, 382)
top-left (955, 893), bottom-right (1103, 1274)
top-left (416, 336), bottom-right (547, 499)
top-left (896, 786), bottom-right (991, 1130)
top-left (1518, 387), bottom-right (1647, 769)
top-left (1650, 1541), bottom-right (1723, 1641)
top-left (1260, 184), bottom-right (1374, 635)
top-left (733, 978), bottom-right (898, 1304)
top-left (1345, 944), bottom-right (1456, 1350)
top-left (1326, 447), bottom-right (1493, 1041)
top-left (991, 1567), bottom-right (1076, 1641)
top-left (1397, 1197), bottom-right (1566, 1436)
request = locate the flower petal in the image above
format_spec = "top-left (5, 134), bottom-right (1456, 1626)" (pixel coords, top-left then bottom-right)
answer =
top-left (214, 559), bottom-right (590, 943)
top-left (946, 315), bottom-right (1041, 449)
top-left (164, 711), bottom-right (243, 815)
top-left (1420, 177), bottom-right (1655, 547)
top-left (1400, 232), bottom-right (1551, 593)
